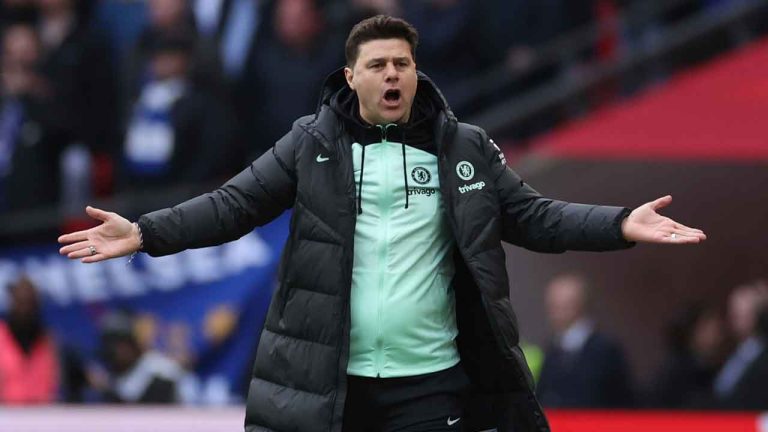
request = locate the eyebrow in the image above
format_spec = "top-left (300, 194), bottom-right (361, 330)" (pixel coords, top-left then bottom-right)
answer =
top-left (366, 56), bottom-right (412, 66)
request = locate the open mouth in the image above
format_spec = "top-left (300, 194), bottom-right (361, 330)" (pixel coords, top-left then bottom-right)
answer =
top-left (383, 89), bottom-right (401, 104)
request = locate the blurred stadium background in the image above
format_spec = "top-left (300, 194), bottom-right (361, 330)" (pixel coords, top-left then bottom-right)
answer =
top-left (0, 0), bottom-right (767, 430)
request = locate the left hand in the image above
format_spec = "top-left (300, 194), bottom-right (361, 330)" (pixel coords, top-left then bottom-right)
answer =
top-left (621, 195), bottom-right (707, 244)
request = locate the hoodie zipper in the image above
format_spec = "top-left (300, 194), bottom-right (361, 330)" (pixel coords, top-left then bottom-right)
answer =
top-left (373, 124), bottom-right (396, 377)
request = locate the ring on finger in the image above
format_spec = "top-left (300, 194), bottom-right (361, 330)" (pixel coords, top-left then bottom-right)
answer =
top-left (88, 245), bottom-right (97, 256)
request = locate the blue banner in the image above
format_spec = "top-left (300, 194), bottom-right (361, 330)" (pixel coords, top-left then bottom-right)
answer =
top-left (0, 213), bottom-right (291, 404)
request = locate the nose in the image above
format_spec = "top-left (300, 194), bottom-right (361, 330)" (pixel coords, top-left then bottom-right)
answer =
top-left (384, 62), bottom-right (398, 82)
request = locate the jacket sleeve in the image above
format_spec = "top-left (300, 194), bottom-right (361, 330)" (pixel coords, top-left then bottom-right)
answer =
top-left (137, 130), bottom-right (298, 257)
top-left (483, 132), bottom-right (635, 253)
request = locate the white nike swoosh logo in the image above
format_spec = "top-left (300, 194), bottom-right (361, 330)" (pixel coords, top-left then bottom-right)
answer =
top-left (316, 154), bottom-right (330, 162)
top-left (447, 417), bottom-right (461, 426)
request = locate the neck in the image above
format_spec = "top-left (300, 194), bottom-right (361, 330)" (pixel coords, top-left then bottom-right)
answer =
top-left (358, 107), bottom-right (411, 126)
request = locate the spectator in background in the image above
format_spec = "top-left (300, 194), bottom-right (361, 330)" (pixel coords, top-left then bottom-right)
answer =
top-left (92, 310), bottom-right (185, 404)
top-left (97, 0), bottom-right (261, 87)
top-left (537, 274), bottom-right (634, 408)
top-left (121, 0), bottom-right (193, 104)
top-left (0, 276), bottom-right (59, 403)
top-left (118, 30), bottom-right (237, 192)
top-left (140, 0), bottom-right (196, 50)
top-left (36, 0), bottom-right (117, 155)
top-left (0, 22), bottom-right (69, 213)
top-left (713, 281), bottom-right (768, 409)
top-left (649, 302), bottom-right (725, 408)
top-left (237, 0), bottom-right (343, 159)
top-left (32, 0), bottom-right (120, 225)
top-left (123, 0), bottom-right (224, 104)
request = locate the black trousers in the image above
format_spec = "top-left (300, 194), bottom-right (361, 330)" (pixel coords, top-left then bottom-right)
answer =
top-left (342, 363), bottom-right (470, 432)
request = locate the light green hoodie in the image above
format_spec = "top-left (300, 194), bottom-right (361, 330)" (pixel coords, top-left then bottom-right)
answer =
top-left (347, 129), bottom-right (459, 378)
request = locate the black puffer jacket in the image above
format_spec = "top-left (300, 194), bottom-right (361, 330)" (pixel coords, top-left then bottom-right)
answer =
top-left (138, 70), bottom-right (633, 432)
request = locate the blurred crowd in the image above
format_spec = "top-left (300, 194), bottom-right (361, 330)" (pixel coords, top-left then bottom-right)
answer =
top-left (2, 272), bottom-right (767, 409)
top-left (532, 275), bottom-right (768, 410)
top-left (0, 275), bottom-right (210, 404)
top-left (0, 0), bottom-right (760, 236)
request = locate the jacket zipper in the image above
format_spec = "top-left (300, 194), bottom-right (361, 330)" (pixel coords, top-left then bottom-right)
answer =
top-left (374, 124), bottom-right (396, 377)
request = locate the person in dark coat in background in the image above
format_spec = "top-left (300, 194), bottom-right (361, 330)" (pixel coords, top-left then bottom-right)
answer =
top-left (236, 0), bottom-right (344, 160)
top-left (119, 0), bottom-right (225, 123)
top-left (537, 274), bottom-right (635, 408)
top-left (92, 310), bottom-right (185, 404)
top-left (713, 281), bottom-right (768, 410)
top-left (0, 275), bottom-right (60, 403)
top-left (36, 0), bottom-right (117, 156)
top-left (117, 31), bottom-right (237, 192)
top-left (59, 15), bottom-right (707, 432)
top-left (0, 22), bottom-right (69, 213)
top-left (649, 302), bottom-right (726, 408)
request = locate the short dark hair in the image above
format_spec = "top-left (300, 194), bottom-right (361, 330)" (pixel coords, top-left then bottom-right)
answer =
top-left (345, 15), bottom-right (419, 67)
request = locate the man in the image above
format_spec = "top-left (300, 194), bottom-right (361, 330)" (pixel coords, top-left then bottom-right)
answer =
top-left (59, 15), bottom-right (706, 432)
top-left (536, 274), bottom-right (634, 408)
top-left (650, 302), bottom-right (725, 408)
top-left (713, 281), bottom-right (768, 409)
top-left (238, 0), bottom-right (343, 159)
top-left (119, 30), bottom-right (237, 191)
top-left (93, 310), bottom-right (185, 404)
top-left (0, 276), bottom-right (60, 403)
top-left (0, 22), bottom-right (69, 214)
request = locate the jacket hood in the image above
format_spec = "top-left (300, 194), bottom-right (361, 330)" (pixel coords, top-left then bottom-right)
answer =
top-left (316, 67), bottom-right (456, 126)
top-left (315, 68), bottom-right (456, 214)
top-left (301, 67), bottom-right (458, 154)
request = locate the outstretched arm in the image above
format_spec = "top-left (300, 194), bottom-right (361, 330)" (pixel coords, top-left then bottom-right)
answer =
top-left (483, 132), bottom-right (706, 251)
top-left (621, 195), bottom-right (706, 244)
top-left (58, 206), bottom-right (141, 263)
top-left (59, 129), bottom-right (298, 262)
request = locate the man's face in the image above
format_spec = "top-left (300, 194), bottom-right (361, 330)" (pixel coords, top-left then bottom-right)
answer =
top-left (104, 338), bottom-right (140, 374)
top-left (9, 277), bottom-right (39, 321)
top-left (344, 38), bottom-right (417, 125)
top-left (729, 287), bottom-right (758, 341)
top-left (2, 24), bottom-right (39, 65)
top-left (275, 0), bottom-right (321, 50)
top-left (149, 0), bottom-right (186, 28)
top-left (545, 277), bottom-right (586, 334)
top-left (37, 0), bottom-right (72, 13)
top-left (692, 312), bottom-right (724, 358)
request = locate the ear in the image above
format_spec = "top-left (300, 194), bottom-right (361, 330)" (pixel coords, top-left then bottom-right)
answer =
top-left (344, 66), bottom-right (355, 90)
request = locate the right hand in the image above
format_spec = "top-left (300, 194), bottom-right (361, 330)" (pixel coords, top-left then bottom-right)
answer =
top-left (58, 206), bottom-right (141, 263)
